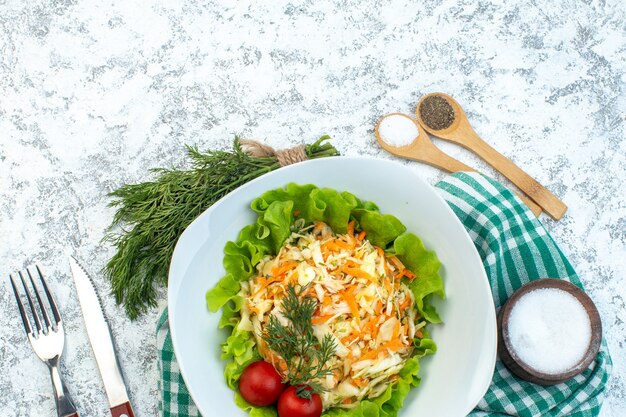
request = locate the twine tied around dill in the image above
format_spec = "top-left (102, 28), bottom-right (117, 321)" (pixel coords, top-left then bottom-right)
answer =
top-left (239, 139), bottom-right (308, 167)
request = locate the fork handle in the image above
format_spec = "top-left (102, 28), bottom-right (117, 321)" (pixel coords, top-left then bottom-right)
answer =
top-left (49, 364), bottom-right (79, 417)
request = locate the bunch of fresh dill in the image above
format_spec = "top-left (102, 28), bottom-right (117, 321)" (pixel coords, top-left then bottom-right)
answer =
top-left (104, 136), bottom-right (339, 319)
top-left (263, 284), bottom-right (337, 398)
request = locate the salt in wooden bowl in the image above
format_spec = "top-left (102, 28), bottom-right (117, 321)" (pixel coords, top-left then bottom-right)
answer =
top-left (498, 278), bottom-right (602, 385)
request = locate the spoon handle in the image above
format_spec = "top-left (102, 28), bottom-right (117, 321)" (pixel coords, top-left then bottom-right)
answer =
top-left (417, 143), bottom-right (474, 173)
top-left (458, 130), bottom-right (567, 220)
top-left (515, 192), bottom-right (543, 217)
top-left (407, 144), bottom-right (542, 216)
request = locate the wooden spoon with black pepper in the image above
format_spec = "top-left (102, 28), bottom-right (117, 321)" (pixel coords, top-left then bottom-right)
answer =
top-left (376, 113), bottom-right (543, 216)
top-left (416, 93), bottom-right (567, 220)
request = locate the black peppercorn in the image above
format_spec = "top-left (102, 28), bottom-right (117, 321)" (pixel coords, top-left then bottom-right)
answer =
top-left (419, 95), bottom-right (455, 130)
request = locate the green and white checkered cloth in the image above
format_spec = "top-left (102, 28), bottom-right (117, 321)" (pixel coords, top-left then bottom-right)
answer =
top-left (156, 172), bottom-right (612, 417)
top-left (157, 308), bottom-right (199, 417)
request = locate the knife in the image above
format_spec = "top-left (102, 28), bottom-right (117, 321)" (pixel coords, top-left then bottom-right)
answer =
top-left (69, 256), bottom-right (135, 417)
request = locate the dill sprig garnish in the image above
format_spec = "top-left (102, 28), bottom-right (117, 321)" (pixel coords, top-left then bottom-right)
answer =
top-left (263, 284), bottom-right (337, 399)
top-left (103, 137), bottom-right (339, 319)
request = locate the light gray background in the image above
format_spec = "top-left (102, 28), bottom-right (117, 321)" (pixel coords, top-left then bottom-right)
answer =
top-left (1, 0), bottom-right (624, 416)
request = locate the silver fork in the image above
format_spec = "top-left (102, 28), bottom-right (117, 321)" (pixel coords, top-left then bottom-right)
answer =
top-left (9, 266), bottom-right (79, 417)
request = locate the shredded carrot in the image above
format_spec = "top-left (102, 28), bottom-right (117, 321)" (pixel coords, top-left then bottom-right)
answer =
top-left (358, 349), bottom-right (381, 362)
top-left (389, 256), bottom-right (406, 270)
top-left (344, 260), bottom-right (359, 268)
top-left (322, 295), bottom-right (333, 307)
top-left (342, 266), bottom-right (377, 284)
top-left (399, 296), bottom-right (411, 310)
top-left (359, 320), bottom-right (372, 335)
top-left (341, 333), bottom-right (360, 345)
top-left (371, 320), bottom-right (380, 339)
top-left (271, 260), bottom-right (298, 276)
top-left (377, 247), bottom-right (394, 277)
top-left (394, 277), bottom-right (401, 289)
top-left (312, 314), bottom-right (335, 324)
top-left (347, 220), bottom-right (355, 236)
top-left (375, 301), bottom-right (383, 315)
top-left (403, 269), bottom-right (416, 280)
top-left (358, 318), bottom-right (377, 340)
top-left (293, 209), bottom-right (302, 216)
top-left (342, 398), bottom-right (354, 404)
top-left (323, 241), bottom-right (344, 252)
top-left (360, 319), bottom-right (380, 340)
top-left (383, 277), bottom-right (393, 294)
top-left (357, 230), bottom-right (366, 241)
top-left (324, 239), bottom-right (355, 252)
top-left (352, 377), bottom-right (369, 388)
top-left (396, 268), bottom-right (416, 281)
top-left (342, 287), bottom-right (361, 325)
top-left (252, 276), bottom-right (282, 296)
top-left (383, 338), bottom-right (404, 352)
top-left (334, 239), bottom-right (354, 250)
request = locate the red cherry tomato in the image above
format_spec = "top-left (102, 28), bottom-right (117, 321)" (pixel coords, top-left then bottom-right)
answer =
top-left (239, 361), bottom-right (285, 406)
top-left (277, 386), bottom-right (323, 417)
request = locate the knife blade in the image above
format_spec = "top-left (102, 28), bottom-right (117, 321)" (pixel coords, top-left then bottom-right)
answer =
top-left (69, 256), bottom-right (135, 417)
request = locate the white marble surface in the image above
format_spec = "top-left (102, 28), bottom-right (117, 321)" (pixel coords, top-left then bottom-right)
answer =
top-left (1, 0), bottom-right (625, 416)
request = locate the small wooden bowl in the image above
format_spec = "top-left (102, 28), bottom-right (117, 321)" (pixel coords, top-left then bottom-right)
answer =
top-left (498, 279), bottom-right (602, 385)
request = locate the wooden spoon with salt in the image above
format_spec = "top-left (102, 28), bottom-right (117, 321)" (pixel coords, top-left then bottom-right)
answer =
top-left (415, 93), bottom-right (567, 220)
top-left (376, 113), bottom-right (543, 217)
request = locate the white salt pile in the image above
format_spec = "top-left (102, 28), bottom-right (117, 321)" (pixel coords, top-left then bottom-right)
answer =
top-left (508, 288), bottom-right (592, 374)
top-left (378, 114), bottom-right (419, 147)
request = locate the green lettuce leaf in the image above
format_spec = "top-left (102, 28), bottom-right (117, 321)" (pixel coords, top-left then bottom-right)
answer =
top-left (258, 200), bottom-right (294, 253)
top-left (221, 327), bottom-right (261, 389)
top-left (234, 391), bottom-right (278, 417)
top-left (218, 295), bottom-right (246, 329)
top-left (359, 211), bottom-right (406, 248)
top-left (206, 183), bottom-right (445, 416)
top-left (390, 233), bottom-right (444, 323)
top-left (206, 273), bottom-right (240, 312)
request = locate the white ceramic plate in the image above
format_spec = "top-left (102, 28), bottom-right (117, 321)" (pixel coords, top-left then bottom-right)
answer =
top-left (168, 157), bottom-right (496, 417)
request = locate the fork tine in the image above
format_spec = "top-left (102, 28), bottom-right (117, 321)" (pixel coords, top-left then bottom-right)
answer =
top-left (35, 265), bottom-right (61, 324)
top-left (18, 271), bottom-right (42, 334)
top-left (9, 274), bottom-right (33, 336)
top-left (27, 268), bottom-right (52, 331)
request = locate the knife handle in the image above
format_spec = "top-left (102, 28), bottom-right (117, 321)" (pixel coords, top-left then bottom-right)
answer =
top-left (111, 402), bottom-right (134, 417)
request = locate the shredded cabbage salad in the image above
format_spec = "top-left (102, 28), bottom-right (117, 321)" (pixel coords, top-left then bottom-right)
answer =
top-left (207, 184), bottom-right (444, 417)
